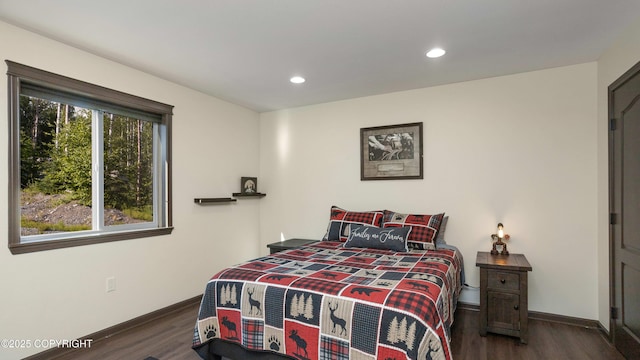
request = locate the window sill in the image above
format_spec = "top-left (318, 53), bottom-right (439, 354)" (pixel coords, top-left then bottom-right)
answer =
top-left (9, 227), bottom-right (174, 254)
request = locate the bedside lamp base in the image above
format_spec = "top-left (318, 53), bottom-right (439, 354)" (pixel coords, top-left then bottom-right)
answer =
top-left (491, 240), bottom-right (509, 256)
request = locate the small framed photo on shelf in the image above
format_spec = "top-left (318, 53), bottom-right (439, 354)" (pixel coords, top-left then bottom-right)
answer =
top-left (240, 177), bottom-right (258, 194)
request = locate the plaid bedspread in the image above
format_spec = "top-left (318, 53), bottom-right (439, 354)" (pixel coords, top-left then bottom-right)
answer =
top-left (193, 241), bottom-right (463, 360)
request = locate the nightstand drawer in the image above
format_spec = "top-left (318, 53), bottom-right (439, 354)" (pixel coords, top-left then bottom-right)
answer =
top-left (488, 271), bottom-right (520, 291)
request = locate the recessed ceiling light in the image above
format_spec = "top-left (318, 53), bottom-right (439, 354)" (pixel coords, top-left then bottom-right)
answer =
top-left (290, 76), bottom-right (306, 84)
top-left (426, 48), bottom-right (446, 58)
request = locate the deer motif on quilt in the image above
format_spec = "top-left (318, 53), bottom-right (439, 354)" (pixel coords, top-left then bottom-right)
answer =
top-left (246, 287), bottom-right (262, 315)
top-left (328, 302), bottom-right (347, 336)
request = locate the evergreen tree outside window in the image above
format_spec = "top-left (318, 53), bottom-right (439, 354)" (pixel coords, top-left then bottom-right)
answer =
top-left (7, 61), bottom-right (173, 254)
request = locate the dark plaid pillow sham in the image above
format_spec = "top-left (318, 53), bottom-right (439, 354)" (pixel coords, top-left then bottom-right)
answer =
top-left (382, 210), bottom-right (444, 250)
top-left (322, 206), bottom-right (384, 242)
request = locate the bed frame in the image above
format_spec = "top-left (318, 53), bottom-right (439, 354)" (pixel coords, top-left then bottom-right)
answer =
top-left (194, 339), bottom-right (295, 360)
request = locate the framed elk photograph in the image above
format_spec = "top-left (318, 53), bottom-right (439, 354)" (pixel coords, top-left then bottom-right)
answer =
top-left (360, 122), bottom-right (423, 180)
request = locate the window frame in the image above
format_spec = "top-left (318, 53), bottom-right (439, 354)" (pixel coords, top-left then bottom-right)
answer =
top-left (7, 60), bottom-right (173, 254)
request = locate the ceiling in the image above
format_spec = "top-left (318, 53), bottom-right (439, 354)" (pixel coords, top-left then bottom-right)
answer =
top-left (1, 1), bottom-right (640, 113)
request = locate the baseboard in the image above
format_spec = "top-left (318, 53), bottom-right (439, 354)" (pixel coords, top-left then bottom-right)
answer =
top-left (597, 322), bottom-right (612, 343)
top-left (23, 294), bottom-right (202, 360)
top-left (457, 301), bottom-right (603, 329)
top-left (457, 301), bottom-right (481, 312)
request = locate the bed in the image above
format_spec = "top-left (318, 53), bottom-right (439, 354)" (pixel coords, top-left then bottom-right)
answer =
top-left (192, 207), bottom-right (463, 360)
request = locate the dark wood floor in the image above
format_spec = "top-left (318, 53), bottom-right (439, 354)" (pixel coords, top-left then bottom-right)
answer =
top-left (53, 303), bottom-right (202, 360)
top-left (51, 303), bottom-right (625, 360)
top-left (450, 307), bottom-right (624, 360)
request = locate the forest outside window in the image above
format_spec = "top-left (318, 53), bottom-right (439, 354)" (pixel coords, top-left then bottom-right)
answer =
top-left (7, 61), bottom-right (173, 254)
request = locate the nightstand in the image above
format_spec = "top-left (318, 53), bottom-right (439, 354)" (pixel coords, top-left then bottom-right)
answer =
top-left (476, 251), bottom-right (532, 343)
top-left (266, 238), bottom-right (318, 254)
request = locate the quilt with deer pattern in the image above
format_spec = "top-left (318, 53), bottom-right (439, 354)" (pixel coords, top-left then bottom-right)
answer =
top-left (192, 241), bottom-right (463, 360)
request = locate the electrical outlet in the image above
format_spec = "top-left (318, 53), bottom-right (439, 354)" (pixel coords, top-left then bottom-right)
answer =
top-left (106, 277), bottom-right (116, 292)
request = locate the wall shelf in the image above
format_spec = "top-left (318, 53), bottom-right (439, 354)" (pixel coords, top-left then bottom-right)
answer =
top-left (232, 193), bottom-right (267, 198)
top-left (194, 198), bottom-right (237, 204)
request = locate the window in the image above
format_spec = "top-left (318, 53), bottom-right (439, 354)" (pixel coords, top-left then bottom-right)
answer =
top-left (7, 61), bottom-right (173, 254)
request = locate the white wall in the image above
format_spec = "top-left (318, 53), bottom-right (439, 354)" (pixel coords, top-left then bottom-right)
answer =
top-left (596, 16), bottom-right (640, 331)
top-left (0, 21), bottom-right (261, 359)
top-left (260, 63), bottom-right (599, 320)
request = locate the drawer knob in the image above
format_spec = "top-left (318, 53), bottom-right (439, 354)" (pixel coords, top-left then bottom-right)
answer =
top-left (514, 305), bottom-right (519, 310)
top-left (500, 279), bottom-right (506, 284)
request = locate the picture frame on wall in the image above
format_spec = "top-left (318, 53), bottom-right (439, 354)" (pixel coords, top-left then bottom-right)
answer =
top-left (360, 122), bottom-right (423, 180)
top-left (240, 177), bottom-right (258, 194)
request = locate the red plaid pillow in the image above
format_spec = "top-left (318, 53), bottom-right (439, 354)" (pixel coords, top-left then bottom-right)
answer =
top-left (322, 206), bottom-right (384, 242)
top-left (382, 210), bottom-right (444, 250)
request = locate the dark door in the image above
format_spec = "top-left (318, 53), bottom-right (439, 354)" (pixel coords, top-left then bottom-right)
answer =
top-left (609, 60), bottom-right (640, 359)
